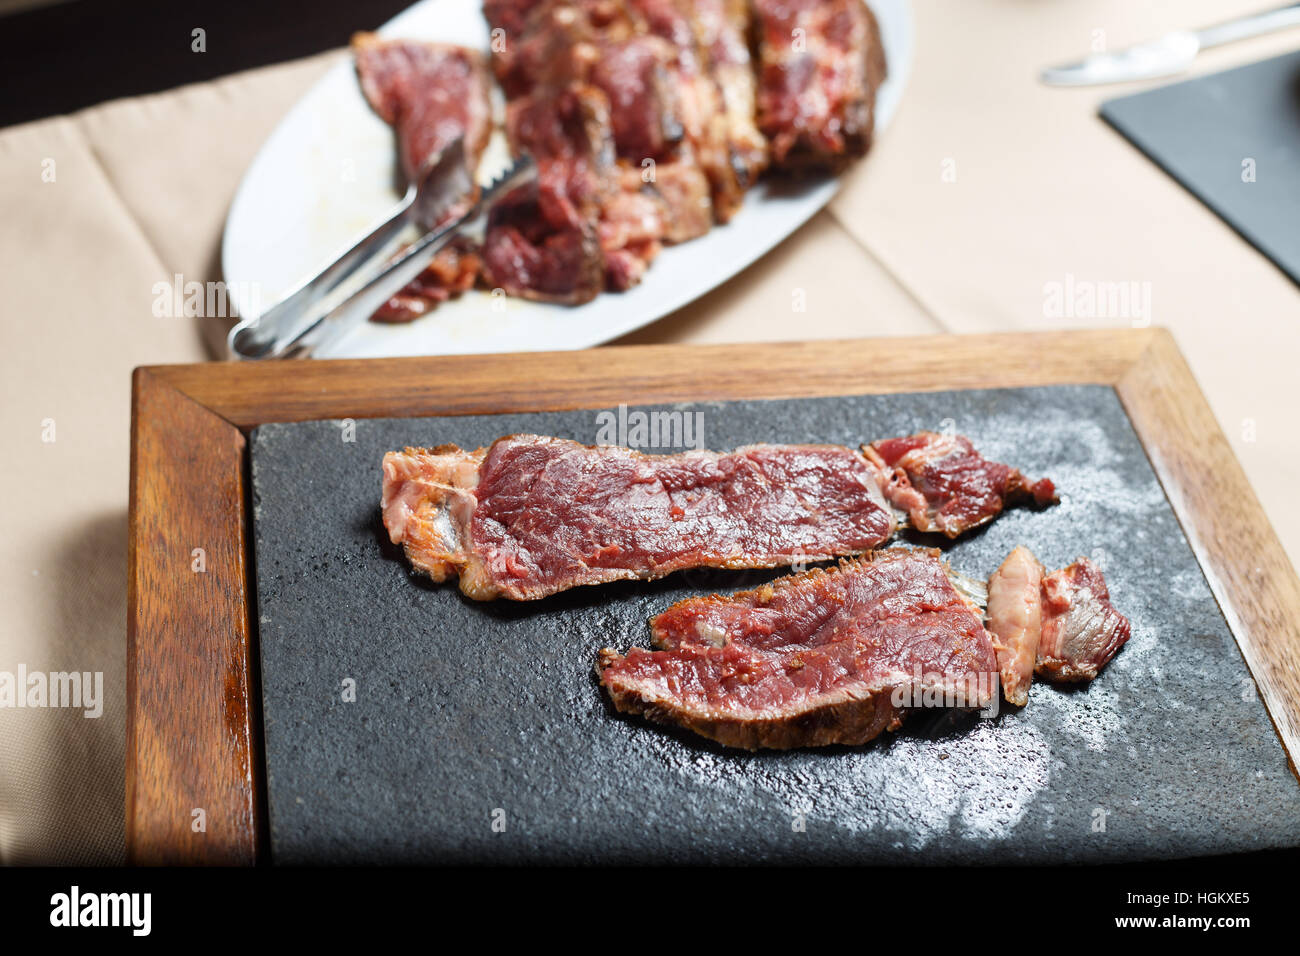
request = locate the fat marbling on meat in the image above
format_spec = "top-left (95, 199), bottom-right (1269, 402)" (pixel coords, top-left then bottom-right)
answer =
top-left (986, 545), bottom-right (1044, 707)
top-left (598, 549), bottom-right (1000, 750)
top-left (987, 548), bottom-right (1131, 702)
top-left (381, 435), bottom-right (895, 600)
top-left (753, 0), bottom-right (887, 170)
top-left (863, 432), bottom-right (1058, 538)
top-left (1036, 557), bottom-right (1132, 683)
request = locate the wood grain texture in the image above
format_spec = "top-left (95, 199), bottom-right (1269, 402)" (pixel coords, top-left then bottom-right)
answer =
top-left (127, 368), bottom-right (260, 864)
top-left (127, 328), bottom-right (1300, 863)
top-left (1117, 330), bottom-right (1300, 775)
top-left (146, 329), bottom-right (1149, 426)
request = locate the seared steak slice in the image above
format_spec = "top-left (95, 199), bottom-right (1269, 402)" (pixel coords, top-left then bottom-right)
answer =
top-left (482, 0), bottom-right (764, 295)
top-left (986, 546), bottom-right (1044, 707)
top-left (693, 0), bottom-right (769, 191)
top-left (481, 84), bottom-right (616, 303)
top-left (591, 34), bottom-right (687, 162)
top-left (754, 0), bottom-right (887, 171)
top-left (1036, 558), bottom-right (1132, 683)
top-left (598, 549), bottom-right (1000, 750)
top-left (863, 432), bottom-right (1058, 538)
top-left (506, 83), bottom-right (618, 231)
top-left (353, 34), bottom-right (494, 321)
top-left (484, 0), bottom-right (687, 299)
top-left (480, 211), bottom-right (606, 304)
top-left (370, 243), bottom-right (483, 323)
top-left (491, 0), bottom-right (685, 162)
top-left (625, 0), bottom-right (743, 222)
top-left (595, 162), bottom-right (713, 289)
top-left (598, 170), bottom-right (668, 291)
top-left (381, 435), bottom-right (896, 601)
top-left (353, 33), bottom-right (493, 182)
top-left (647, 160), bottom-right (713, 242)
top-left (483, 0), bottom-right (545, 52)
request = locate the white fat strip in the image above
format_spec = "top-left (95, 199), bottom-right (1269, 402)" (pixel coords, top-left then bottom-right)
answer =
top-left (695, 621), bottom-right (730, 647)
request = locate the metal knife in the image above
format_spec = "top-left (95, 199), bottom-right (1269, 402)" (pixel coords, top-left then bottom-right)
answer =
top-left (1040, 2), bottom-right (1300, 87)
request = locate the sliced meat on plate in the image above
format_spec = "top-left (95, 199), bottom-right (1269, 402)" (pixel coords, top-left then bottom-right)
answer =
top-left (625, 0), bottom-right (742, 222)
top-left (693, 0), bottom-right (769, 192)
top-left (353, 33), bottom-right (493, 182)
top-left (481, 83), bottom-right (615, 303)
top-left (485, 0), bottom-right (737, 292)
top-left (353, 34), bottom-right (494, 320)
top-left (753, 0), bottom-right (887, 171)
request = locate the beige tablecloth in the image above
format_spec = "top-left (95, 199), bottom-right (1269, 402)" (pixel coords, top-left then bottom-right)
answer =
top-left (2, 0), bottom-right (1297, 864)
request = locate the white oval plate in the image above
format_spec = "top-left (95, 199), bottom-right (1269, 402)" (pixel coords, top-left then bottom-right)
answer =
top-left (222, 0), bottom-right (912, 358)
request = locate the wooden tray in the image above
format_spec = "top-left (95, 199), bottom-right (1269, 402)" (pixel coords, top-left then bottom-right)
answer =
top-left (126, 328), bottom-right (1300, 864)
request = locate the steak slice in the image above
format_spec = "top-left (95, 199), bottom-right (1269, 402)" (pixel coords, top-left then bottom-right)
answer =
top-left (481, 83), bottom-right (616, 304)
top-left (482, 1), bottom-right (679, 301)
top-left (754, 0), bottom-right (887, 171)
top-left (591, 33), bottom-right (686, 164)
top-left (480, 213), bottom-right (607, 304)
top-left (598, 549), bottom-right (1000, 750)
top-left (986, 545), bottom-right (1044, 707)
top-left (483, 0), bottom-right (711, 295)
top-left (863, 432), bottom-right (1058, 538)
top-left (353, 34), bottom-right (494, 321)
top-left (352, 33), bottom-right (493, 183)
top-left (370, 243), bottom-right (483, 322)
top-left (1036, 557), bottom-right (1132, 683)
top-left (624, 0), bottom-right (741, 222)
top-left (694, 0), bottom-right (769, 193)
top-left (381, 435), bottom-right (896, 601)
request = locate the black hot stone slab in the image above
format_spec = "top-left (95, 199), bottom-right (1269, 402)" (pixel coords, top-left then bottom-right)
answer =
top-left (249, 385), bottom-right (1300, 864)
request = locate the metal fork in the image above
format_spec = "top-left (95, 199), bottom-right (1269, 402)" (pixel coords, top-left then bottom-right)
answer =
top-left (227, 139), bottom-right (537, 360)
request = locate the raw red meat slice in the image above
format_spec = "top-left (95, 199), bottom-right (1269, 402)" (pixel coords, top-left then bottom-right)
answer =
top-left (753, 0), bottom-right (887, 170)
top-left (598, 549), bottom-right (1000, 749)
top-left (863, 432), bottom-right (1058, 538)
top-left (1036, 557), bottom-right (1132, 683)
top-left (353, 33), bottom-right (493, 182)
top-left (382, 435), bottom-right (895, 600)
top-left (353, 34), bottom-right (494, 320)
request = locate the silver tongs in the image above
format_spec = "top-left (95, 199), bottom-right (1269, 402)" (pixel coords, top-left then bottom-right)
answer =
top-left (227, 137), bottom-right (537, 360)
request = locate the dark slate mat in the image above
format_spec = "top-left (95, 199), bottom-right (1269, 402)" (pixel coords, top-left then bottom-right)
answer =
top-left (1101, 50), bottom-right (1300, 287)
top-left (249, 386), bottom-right (1300, 864)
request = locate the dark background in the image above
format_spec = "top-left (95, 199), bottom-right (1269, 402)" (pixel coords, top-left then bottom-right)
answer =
top-left (1, 858), bottom-right (1292, 941)
top-left (0, 0), bottom-right (411, 128)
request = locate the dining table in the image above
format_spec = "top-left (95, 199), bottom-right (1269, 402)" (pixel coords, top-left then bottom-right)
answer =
top-left (1, 0), bottom-right (1297, 864)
